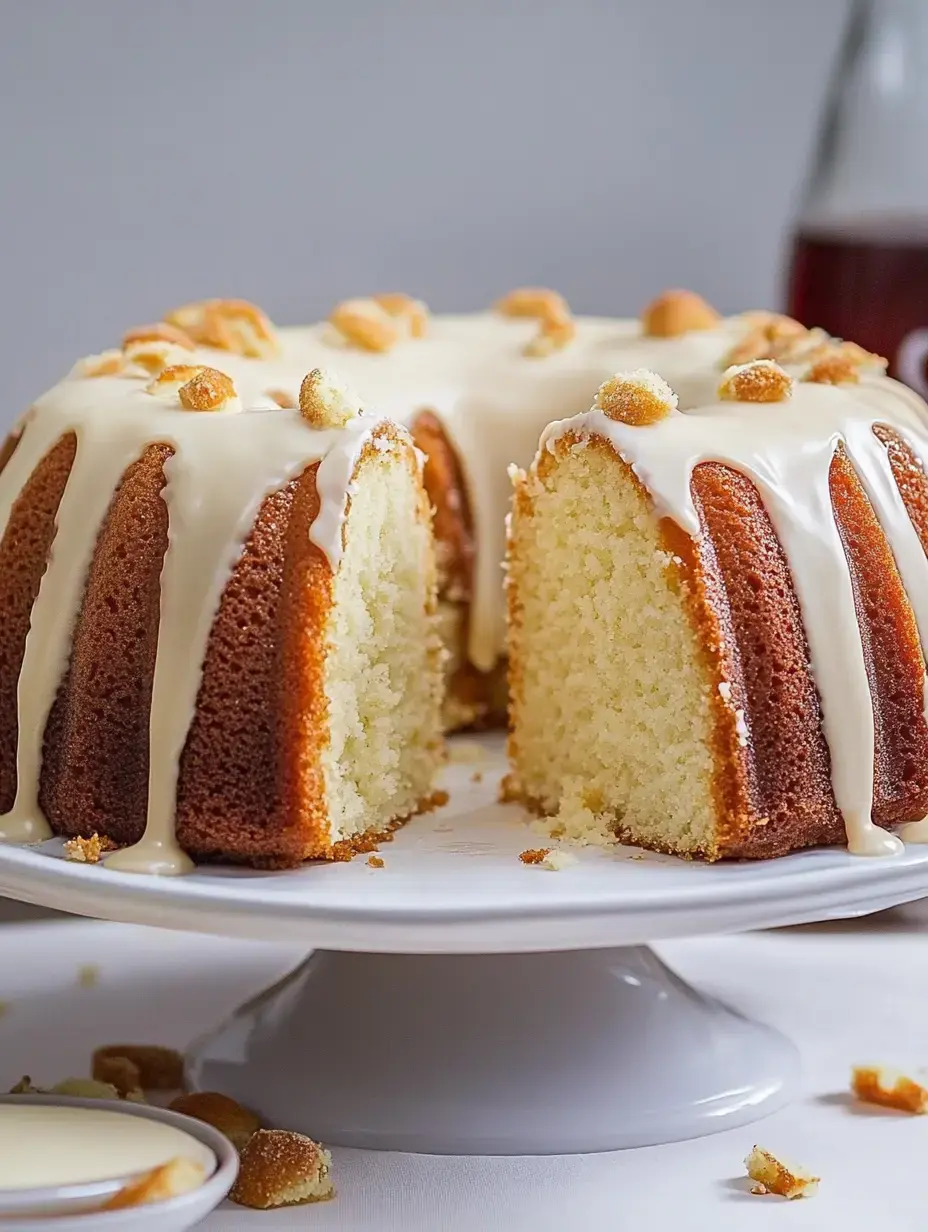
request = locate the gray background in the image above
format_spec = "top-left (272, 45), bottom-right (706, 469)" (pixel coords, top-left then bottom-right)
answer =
top-left (0, 0), bottom-right (848, 424)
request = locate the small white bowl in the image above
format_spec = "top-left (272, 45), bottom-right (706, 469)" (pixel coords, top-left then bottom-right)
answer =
top-left (0, 1095), bottom-right (238, 1231)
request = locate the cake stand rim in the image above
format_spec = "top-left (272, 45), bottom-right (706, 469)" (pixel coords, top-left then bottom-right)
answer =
top-left (0, 831), bottom-right (926, 952)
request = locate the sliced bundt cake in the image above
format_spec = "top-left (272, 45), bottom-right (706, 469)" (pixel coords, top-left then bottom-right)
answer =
top-left (507, 353), bottom-right (928, 859)
top-left (0, 332), bottom-right (442, 872)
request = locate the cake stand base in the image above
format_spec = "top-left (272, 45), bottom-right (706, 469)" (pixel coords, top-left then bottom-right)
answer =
top-left (185, 945), bottom-right (799, 1155)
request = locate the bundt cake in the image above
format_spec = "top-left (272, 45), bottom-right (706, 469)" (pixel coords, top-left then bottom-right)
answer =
top-left (507, 330), bottom-right (928, 860)
top-left (0, 309), bottom-right (443, 873)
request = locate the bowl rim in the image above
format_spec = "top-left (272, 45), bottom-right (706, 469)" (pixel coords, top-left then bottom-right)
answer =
top-left (0, 1093), bottom-right (238, 1216)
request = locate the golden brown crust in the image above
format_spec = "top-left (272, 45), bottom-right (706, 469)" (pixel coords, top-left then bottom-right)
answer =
top-left (509, 426), bottom-right (928, 861)
top-left (169, 1091), bottom-right (261, 1150)
top-left (62, 833), bottom-right (118, 863)
top-left (0, 433), bottom-right (77, 813)
top-left (745, 1146), bottom-right (818, 1199)
top-left (41, 444), bottom-right (171, 847)
top-left (329, 299), bottom-right (399, 352)
top-left (123, 323), bottom-right (195, 352)
top-left (230, 1129), bottom-right (333, 1209)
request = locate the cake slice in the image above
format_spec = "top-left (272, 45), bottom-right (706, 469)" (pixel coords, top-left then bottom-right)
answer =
top-left (506, 360), bottom-right (928, 859)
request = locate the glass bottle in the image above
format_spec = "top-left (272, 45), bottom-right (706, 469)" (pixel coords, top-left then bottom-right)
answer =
top-left (786, 0), bottom-right (928, 395)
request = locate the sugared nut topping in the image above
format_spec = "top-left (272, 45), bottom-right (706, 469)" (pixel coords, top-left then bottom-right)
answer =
top-left (145, 364), bottom-right (204, 396)
top-left (719, 359), bottom-right (794, 403)
top-left (495, 286), bottom-right (570, 322)
top-left (230, 1129), bottom-right (334, 1210)
top-left (832, 339), bottom-right (888, 372)
top-left (804, 354), bottom-right (860, 385)
top-left (76, 350), bottom-right (125, 378)
top-left (724, 312), bottom-right (808, 365)
top-left (178, 367), bottom-right (239, 413)
top-left (495, 287), bottom-right (576, 357)
top-left (123, 322), bottom-right (195, 352)
top-left (640, 289), bottom-right (721, 338)
top-left (299, 367), bottom-right (363, 428)
top-left (164, 298), bottom-right (279, 359)
top-left (122, 322), bottom-right (196, 376)
top-left (745, 1146), bottom-right (819, 1200)
top-left (373, 292), bottom-right (429, 338)
top-left (329, 298), bottom-right (401, 352)
top-left (594, 368), bottom-right (678, 426)
top-left (851, 1064), bottom-right (928, 1113)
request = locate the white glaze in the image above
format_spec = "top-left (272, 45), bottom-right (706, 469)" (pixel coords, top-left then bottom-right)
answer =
top-left (542, 373), bottom-right (928, 856)
top-left (0, 1104), bottom-right (210, 1189)
top-left (0, 372), bottom-right (382, 874)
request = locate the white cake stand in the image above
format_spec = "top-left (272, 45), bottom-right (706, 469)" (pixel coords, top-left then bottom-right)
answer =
top-left (0, 734), bottom-right (927, 1155)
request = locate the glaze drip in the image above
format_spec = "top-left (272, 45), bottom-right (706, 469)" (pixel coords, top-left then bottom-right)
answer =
top-left (542, 375), bottom-right (928, 856)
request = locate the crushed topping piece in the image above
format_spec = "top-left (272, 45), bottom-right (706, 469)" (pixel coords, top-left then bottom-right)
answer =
top-left (266, 388), bottom-right (297, 409)
top-left (851, 1064), bottom-right (928, 1113)
top-left (178, 366), bottom-right (239, 413)
top-left (495, 287), bottom-right (576, 357)
top-left (93, 1044), bottom-right (185, 1091)
top-left (8, 1076), bottom-right (40, 1094)
top-left (524, 315), bottom-right (577, 358)
top-left (63, 833), bottom-right (118, 864)
top-left (640, 289), bottom-right (720, 337)
top-left (103, 1157), bottom-right (206, 1210)
top-left (804, 353), bottom-right (861, 385)
top-left (230, 1128), bottom-right (334, 1209)
top-left (724, 312), bottom-right (808, 365)
top-left (367, 854), bottom-right (385, 869)
top-left (51, 1077), bottom-right (123, 1100)
top-left (595, 368), bottom-right (678, 426)
top-left (745, 1146), bottom-right (819, 1199)
top-left (170, 1091), bottom-right (261, 1152)
top-left (76, 350), bottom-right (125, 378)
top-left (299, 367), bottom-right (362, 428)
top-left (329, 298), bottom-right (401, 352)
top-left (145, 364), bottom-right (204, 397)
top-left (165, 298), bottom-right (279, 358)
top-left (831, 339), bottom-right (888, 371)
top-left (719, 359), bottom-right (794, 403)
top-left (519, 847), bottom-right (552, 865)
top-left (373, 292), bottom-right (429, 338)
top-left (93, 1053), bottom-right (142, 1097)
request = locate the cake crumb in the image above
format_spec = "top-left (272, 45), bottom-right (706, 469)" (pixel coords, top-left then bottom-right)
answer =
top-left (540, 848), bottom-right (578, 871)
top-left (77, 964), bottom-right (100, 989)
top-left (367, 855), bottom-right (385, 869)
top-left (63, 834), bottom-right (118, 864)
top-left (519, 848), bottom-right (551, 865)
top-left (851, 1064), bottom-right (928, 1113)
top-left (745, 1146), bottom-right (818, 1199)
top-left (471, 770), bottom-right (484, 783)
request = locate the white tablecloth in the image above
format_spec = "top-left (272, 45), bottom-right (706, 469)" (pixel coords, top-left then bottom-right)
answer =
top-left (0, 909), bottom-right (925, 1230)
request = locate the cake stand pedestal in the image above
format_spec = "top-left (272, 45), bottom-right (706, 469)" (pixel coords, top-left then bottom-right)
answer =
top-left (186, 946), bottom-right (797, 1154)
top-left (0, 736), bottom-right (927, 1155)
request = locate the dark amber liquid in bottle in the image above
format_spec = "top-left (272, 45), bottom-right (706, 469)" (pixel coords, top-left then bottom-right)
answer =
top-left (787, 221), bottom-right (928, 392)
